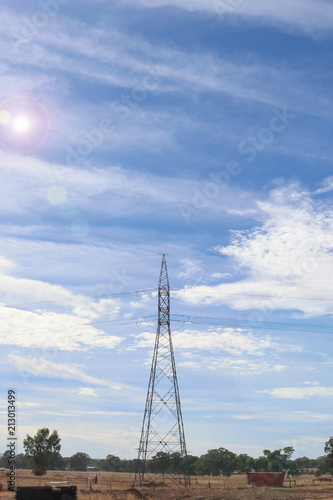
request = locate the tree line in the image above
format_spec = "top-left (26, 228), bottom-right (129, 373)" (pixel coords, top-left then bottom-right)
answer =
top-left (2, 428), bottom-right (333, 478)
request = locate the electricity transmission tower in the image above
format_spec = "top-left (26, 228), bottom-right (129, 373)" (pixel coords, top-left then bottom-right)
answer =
top-left (135, 254), bottom-right (188, 488)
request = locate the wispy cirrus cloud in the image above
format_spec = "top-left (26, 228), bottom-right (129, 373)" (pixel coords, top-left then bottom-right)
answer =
top-left (1, 6), bottom-right (332, 129)
top-left (117, 0), bottom-right (333, 37)
top-left (134, 327), bottom-right (299, 375)
top-left (135, 327), bottom-right (300, 356)
top-left (8, 354), bottom-right (109, 385)
top-left (315, 176), bottom-right (333, 195)
top-left (262, 385), bottom-right (333, 399)
top-left (180, 356), bottom-right (287, 375)
top-left (41, 409), bottom-right (140, 416)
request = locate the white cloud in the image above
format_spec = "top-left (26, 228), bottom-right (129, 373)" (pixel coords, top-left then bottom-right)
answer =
top-left (134, 326), bottom-right (298, 375)
top-left (0, 248), bottom-right (125, 351)
top-left (8, 354), bottom-right (109, 385)
top-left (179, 357), bottom-right (287, 375)
top-left (0, 256), bottom-right (17, 274)
top-left (290, 411), bottom-right (333, 422)
top-left (233, 414), bottom-right (258, 420)
top-left (135, 327), bottom-right (299, 356)
top-left (177, 259), bottom-right (203, 281)
top-left (0, 399), bottom-right (41, 409)
top-left (119, 0), bottom-right (333, 36)
top-left (210, 272), bottom-right (233, 280)
top-left (315, 176), bottom-right (333, 194)
top-left (262, 385), bottom-right (333, 399)
top-left (41, 410), bottom-right (139, 416)
top-left (76, 387), bottom-right (100, 397)
top-left (0, 150), bottom-right (229, 220)
top-left (180, 183), bottom-right (333, 317)
top-left (0, 268), bottom-right (77, 306)
top-left (0, 7), bottom-right (330, 133)
top-left (0, 307), bottom-right (123, 351)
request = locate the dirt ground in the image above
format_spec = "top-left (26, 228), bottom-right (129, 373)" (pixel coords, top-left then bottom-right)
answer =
top-left (93, 487), bottom-right (333, 500)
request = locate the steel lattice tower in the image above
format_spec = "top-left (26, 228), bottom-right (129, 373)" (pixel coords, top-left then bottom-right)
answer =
top-left (135, 254), bottom-right (188, 487)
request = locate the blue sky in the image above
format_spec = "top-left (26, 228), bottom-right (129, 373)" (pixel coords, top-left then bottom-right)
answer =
top-left (1, 0), bottom-right (333, 461)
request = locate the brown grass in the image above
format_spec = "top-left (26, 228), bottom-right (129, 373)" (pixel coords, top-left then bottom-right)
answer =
top-left (0, 470), bottom-right (332, 499)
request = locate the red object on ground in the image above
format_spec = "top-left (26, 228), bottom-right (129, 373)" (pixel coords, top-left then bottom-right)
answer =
top-left (247, 472), bottom-right (284, 487)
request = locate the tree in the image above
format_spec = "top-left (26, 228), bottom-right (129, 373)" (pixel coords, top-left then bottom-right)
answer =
top-left (15, 454), bottom-right (32, 469)
top-left (183, 455), bottom-right (199, 476)
top-left (253, 455), bottom-right (268, 472)
top-left (0, 451), bottom-right (31, 469)
top-left (49, 453), bottom-right (66, 470)
top-left (295, 456), bottom-right (310, 474)
top-left (195, 448), bottom-right (237, 476)
top-left (236, 454), bottom-right (254, 473)
top-left (119, 458), bottom-right (140, 473)
top-left (23, 428), bottom-right (61, 475)
top-left (169, 452), bottom-right (183, 474)
top-left (318, 437), bottom-right (333, 474)
top-left (98, 454), bottom-right (122, 472)
top-left (324, 437), bottom-right (333, 475)
top-left (318, 456), bottom-right (330, 475)
top-left (70, 452), bottom-right (91, 471)
top-left (254, 447), bottom-right (300, 478)
top-left (148, 452), bottom-right (172, 472)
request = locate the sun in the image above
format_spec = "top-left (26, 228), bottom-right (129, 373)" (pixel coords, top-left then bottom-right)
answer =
top-left (12, 115), bottom-right (31, 134)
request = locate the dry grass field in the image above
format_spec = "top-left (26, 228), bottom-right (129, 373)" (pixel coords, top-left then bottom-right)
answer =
top-left (0, 470), bottom-right (333, 500)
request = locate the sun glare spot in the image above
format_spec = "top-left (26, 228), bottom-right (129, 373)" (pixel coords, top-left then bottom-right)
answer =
top-left (12, 115), bottom-right (31, 134)
top-left (0, 109), bottom-right (11, 126)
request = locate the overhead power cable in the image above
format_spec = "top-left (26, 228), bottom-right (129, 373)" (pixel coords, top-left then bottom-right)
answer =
top-left (170, 318), bottom-right (333, 335)
top-left (172, 289), bottom-right (333, 302)
top-left (2, 286), bottom-right (333, 310)
top-left (0, 315), bottom-right (158, 337)
top-left (171, 314), bottom-right (333, 330)
top-left (1, 289), bottom-right (156, 309)
top-left (0, 253), bottom-right (166, 271)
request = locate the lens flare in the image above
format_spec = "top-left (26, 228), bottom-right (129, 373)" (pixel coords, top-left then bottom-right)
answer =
top-left (0, 96), bottom-right (50, 153)
top-left (0, 109), bottom-right (11, 126)
top-left (12, 115), bottom-right (31, 134)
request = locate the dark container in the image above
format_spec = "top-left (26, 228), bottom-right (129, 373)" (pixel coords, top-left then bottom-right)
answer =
top-left (16, 486), bottom-right (77, 500)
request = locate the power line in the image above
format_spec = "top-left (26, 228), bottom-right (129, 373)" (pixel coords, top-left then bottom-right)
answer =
top-left (0, 310), bottom-right (331, 337)
top-left (170, 319), bottom-right (333, 335)
top-left (0, 252), bottom-right (189, 271)
top-left (172, 288), bottom-right (333, 302)
top-left (171, 314), bottom-right (333, 330)
top-left (2, 286), bottom-right (333, 310)
top-left (0, 315), bottom-right (158, 337)
top-left (2, 289), bottom-right (156, 309)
